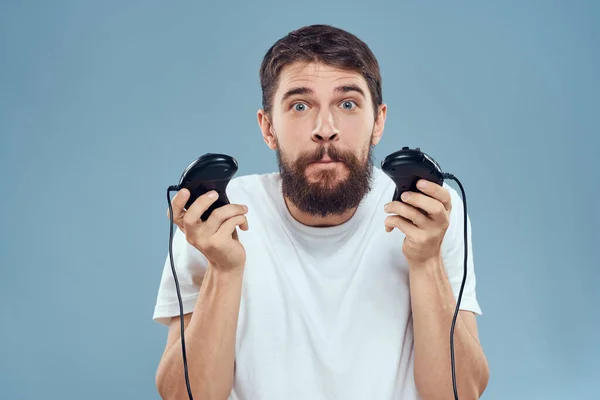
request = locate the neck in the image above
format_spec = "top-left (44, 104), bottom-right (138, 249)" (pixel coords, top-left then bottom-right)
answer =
top-left (283, 196), bottom-right (358, 227)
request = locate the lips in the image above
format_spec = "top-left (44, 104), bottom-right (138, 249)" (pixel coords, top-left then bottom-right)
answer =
top-left (312, 156), bottom-right (338, 163)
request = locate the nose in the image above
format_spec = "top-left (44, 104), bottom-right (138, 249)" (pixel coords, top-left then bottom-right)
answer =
top-left (311, 110), bottom-right (339, 143)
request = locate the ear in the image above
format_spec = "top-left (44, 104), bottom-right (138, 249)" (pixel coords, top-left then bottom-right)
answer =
top-left (370, 104), bottom-right (387, 146)
top-left (257, 109), bottom-right (278, 150)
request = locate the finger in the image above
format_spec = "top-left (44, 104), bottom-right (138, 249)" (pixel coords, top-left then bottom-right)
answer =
top-left (385, 201), bottom-right (429, 228)
top-left (385, 214), bottom-right (419, 236)
top-left (169, 189), bottom-right (191, 228)
top-left (172, 188), bottom-right (191, 212)
top-left (202, 204), bottom-right (248, 235)
top-left (184, 190), bottom-right (220, 224)
top-left (239, 216), bottom-right (249, 231)
top-left (416, 179), bottom-right (452, 212)
top-left (215, 214), bottom-right (248, 240)
top-left (400, 191), bottom-right (446, 221)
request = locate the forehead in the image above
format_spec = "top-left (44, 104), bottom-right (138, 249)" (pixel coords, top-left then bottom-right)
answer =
top-left (276, 61), bottom-right (369, 98)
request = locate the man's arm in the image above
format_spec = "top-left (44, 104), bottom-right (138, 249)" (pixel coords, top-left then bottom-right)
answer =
top-left (155, 265), bottom-right (243, 400)
top-left (409, 256), bottom-right (489, 400)
top-left (155, 188), bottom-right (249, 399)
top-left (383, 178), bottom-right (489, 400)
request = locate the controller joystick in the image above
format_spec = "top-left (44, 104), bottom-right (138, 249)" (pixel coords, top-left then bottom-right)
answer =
top-left (177, 153), bottom-right (238, 221)
top-left (381, 146), bottom-right (444, 203)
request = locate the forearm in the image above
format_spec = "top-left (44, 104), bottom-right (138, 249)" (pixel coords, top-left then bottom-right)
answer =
top-left (409, 256), bottom-right (489, 400)
top-left (157, 265), bottom-right (244, 400)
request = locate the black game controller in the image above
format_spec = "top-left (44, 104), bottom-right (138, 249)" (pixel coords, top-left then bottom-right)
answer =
top-left (176, 153), bottom-right (238, 221)
top-left (381, 146), bottom-right (444, 203)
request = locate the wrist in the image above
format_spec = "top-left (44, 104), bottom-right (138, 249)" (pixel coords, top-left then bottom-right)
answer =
top-left (207, 262), bottom-right (245, 280)
top-left (407, 253), bottom-right (443, 275)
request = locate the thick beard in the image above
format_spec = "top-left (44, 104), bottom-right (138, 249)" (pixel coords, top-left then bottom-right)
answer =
top-left (276, 140), bottom-right (375, 218)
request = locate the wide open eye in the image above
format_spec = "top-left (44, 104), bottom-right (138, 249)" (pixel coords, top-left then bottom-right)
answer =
top-left (292, 102), bottom-right (308, 112)
top-left (340, 100), bottom-right (357, 110)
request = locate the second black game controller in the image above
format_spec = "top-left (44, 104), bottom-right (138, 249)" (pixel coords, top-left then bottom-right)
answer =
top-left (176, 153), bottom-right (238, 221)
top-left (381, 146), bottom-right (444, 203)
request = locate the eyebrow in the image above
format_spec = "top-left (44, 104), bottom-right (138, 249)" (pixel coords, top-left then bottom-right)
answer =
top-left (280, 84), bottom-right (366, 103)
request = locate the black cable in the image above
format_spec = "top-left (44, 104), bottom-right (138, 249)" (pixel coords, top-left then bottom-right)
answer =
top-left (442, 172), bottom-right (468, 400)
top-left (167, 185), bottom-right (194, 400)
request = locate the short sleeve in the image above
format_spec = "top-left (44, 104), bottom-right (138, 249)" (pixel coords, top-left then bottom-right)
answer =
top-left (152, 226), bottom-right (209, 326)
top-left (441, 183), bottom-right (482, 315)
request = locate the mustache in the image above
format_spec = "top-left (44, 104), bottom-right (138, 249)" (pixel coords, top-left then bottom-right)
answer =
top-left (304, 145), bottom-right (346, 163)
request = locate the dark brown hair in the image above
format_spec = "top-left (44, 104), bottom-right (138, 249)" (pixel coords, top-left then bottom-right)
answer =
top-left (259, 24), bottom-right (383, 120)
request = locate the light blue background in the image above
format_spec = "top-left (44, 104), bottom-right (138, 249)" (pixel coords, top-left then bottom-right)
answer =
top-left (1, 1), bottom-right (598, 399)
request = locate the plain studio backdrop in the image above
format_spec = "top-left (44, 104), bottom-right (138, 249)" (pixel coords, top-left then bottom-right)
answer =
top-left (1, 1), bottom-right (598, 399)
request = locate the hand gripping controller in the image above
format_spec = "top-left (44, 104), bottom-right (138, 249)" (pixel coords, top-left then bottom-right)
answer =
top-left (380, 146), bottom-right (445, 202)
top-left (175, 153), bottom-right (238, 221)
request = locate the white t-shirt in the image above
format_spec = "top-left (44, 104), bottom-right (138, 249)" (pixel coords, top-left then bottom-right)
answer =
top-left (153, 167), bottom-right (482, 400)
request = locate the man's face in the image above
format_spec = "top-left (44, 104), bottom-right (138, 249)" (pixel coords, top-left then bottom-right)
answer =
top-left (260, 62), bottom-right (386, 217)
